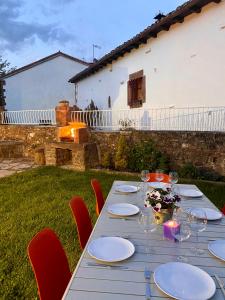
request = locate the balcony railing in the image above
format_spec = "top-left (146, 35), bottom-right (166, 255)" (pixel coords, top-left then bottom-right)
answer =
top-left (0, 109), bottom-right (56, 125)
top-left (70, 106), bottom-right (225, 132)
top-left (0, 106), bottom-right (225, 131)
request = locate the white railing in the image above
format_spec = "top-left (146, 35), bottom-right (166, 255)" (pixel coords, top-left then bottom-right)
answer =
top-left (71, 106), bottom-right (225, 132)
top-left (0, 109), bottom-right (56, 125)
top-left (1, 106), bottom-right (224, 131)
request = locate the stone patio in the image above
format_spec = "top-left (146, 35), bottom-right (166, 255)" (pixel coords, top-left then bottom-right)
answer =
top-left (0, 158), bottom-right (37, 178)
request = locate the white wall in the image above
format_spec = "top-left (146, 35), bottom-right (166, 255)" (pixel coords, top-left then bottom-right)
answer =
top-left (5, 56), bottom-right (87, 110)
top-left (76, 1), bottom-right (225, 110)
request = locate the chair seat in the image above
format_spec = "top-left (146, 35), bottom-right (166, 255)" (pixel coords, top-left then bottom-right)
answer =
top-left (27, 228), bottom-right (71, 300)
top-left (69, 196), bottom-right (93, 249)
top-left (147, 173), bottom-right (170, 183)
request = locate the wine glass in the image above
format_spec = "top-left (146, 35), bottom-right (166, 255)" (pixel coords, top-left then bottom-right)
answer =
top-left (140, 170), bottom-right (150, 182)
top-left (140, 170), bottom-right (150, 198)
top-left (188, 208), bottom-right (207, 255)
top-left (171, 220), bottom-right (191, 262)
top-left (138, 208), bottom-right (156, 254)
top-left (169, 171), bottom-right (178, 194)
top-left (155, 169), bottom-right (164, 183)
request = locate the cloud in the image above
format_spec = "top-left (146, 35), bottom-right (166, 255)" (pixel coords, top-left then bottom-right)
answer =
top-left (0, 0), bottom-right (73, 52)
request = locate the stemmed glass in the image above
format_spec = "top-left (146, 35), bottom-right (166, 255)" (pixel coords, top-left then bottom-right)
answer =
top-left (172, 207), bottom-right (191, 262)
top-left (140, 170), bottom-right (150, 199)
top-left (169, 171), bottom-right (179, 194)
top-left (188, 208), bottom-right (207, 255)
top-left (140, 170), bottom-right (150, 182)
top-left (155, 169), bottom-right (164, 186)
top-left (138, 208), bottom-right (156, 255)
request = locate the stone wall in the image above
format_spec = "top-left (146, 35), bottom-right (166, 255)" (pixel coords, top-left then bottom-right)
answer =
top-left (0, 141), bottom-right (24, 159)
top-left (0, 125), bottom-right (57, 157)
top-left (90, 131), bottom-right (225, 176)
top-left (0, 125), bottom-right (224, 176)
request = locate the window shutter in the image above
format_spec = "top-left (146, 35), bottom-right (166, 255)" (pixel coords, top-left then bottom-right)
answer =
top-left (127, 80), bottom-right (132, 106)
top-left (141, 76), bottom-right (146, 103)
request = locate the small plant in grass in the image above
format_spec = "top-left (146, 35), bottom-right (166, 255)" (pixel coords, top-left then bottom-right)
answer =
top-left (118, 118), bottom-right (135, 131)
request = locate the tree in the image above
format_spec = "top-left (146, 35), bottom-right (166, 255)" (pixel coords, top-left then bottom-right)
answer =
top-left (0, 56), bottom-right (16, 107)
top-left (0, 79), bottom-right (6, 107)
top-left (0, 56), bottom-right (16, 77)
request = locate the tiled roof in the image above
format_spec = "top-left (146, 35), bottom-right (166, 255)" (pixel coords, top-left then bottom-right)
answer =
top-left (3, 51), bottom-right (90, 78)
top-left (69, 0), bottom-right (221, 83)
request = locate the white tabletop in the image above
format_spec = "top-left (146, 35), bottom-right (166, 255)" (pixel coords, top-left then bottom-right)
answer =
top-left (63, 182), bottom-right (225, 300)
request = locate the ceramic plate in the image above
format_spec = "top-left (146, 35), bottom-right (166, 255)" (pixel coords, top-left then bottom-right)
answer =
top-left (208, 240), bottom-right (225, 261)
top-left (115, 185), bottom-right (138, 193)
top-left (87, 237), bottom-right (135, 262)
top-left (148, 182), bottom-right (167, 189)
top-left (107, 203), bottom-right (139, 216)
top-left (179, 189), bottom-right (203, 198)
top-left (187, 207), bottom-right (222, 220)
top-left (154, 262), bottom-right (216, 300)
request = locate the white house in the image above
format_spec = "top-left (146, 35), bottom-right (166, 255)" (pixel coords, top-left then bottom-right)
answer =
top-left (3, 51), bottom-right (90, 110)
top-left (69, 0), bottom-right (225, 111)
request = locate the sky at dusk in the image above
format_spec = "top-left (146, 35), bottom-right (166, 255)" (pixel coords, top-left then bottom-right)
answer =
top-left (1, 0), bottom-right (186, 69)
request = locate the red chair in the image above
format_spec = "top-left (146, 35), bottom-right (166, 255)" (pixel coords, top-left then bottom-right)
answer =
top-left (91, 179), bottom-right (105, 216)
top-left (147, 172), bottom-right (170, 183)
top-left (69, 196), bottom-right (93, 249)
top-left (27, 228), bottom-right (71, 300)
top-left (221, 205), bottom-right (225, 215)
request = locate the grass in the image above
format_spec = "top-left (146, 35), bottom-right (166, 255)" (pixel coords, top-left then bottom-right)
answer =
top-left (0, 166), bottom-right (224, 299)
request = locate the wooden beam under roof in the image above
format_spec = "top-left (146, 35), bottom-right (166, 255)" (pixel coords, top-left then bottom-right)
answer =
top-left (190, 5), bottom-right (202, 13)
top-left (161, 24), bottom-right (171, 31)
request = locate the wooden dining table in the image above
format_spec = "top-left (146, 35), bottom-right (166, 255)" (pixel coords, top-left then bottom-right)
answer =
top-left (62, 181), bottom-right (225, 300)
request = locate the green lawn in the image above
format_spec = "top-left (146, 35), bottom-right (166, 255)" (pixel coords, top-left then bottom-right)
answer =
top-left (0, 167), bottom-right (224, 299)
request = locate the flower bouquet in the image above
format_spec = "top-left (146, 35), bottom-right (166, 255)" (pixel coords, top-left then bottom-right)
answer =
top-left (144, 186), bottom-right (181, 224)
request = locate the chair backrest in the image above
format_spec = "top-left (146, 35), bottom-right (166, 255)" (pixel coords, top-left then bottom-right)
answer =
top-left (69, 196), bottom-right (93, 249)
top-left (147, 173), bottom-right (170, 183)
top-left (91, 179), bottom-right (104, 216)
top-left (27, 228), bottom-right (71, 300)
top-left (221, 205), bottom-right (225, 215)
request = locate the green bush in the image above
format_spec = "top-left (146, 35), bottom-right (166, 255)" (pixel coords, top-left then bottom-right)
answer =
top-left (101, 151), bottom-right (114, 169)
top-left (179, 163), bottom-right (224, 181)
top-left (114, 135), bottom-right (129, 170)
top-left (128, 140), bottom-right (169, 172)
top-left (179, 163), bottom-right (199, 179)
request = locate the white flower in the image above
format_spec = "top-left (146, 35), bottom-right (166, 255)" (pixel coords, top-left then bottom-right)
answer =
top-left (155, 203), bottom-right (162, 209)
top-left (144, 199), bottom-right (151, 208)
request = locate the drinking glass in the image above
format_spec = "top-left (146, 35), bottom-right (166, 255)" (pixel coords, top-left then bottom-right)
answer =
top-left (169, 171), bottom-right (178, 194)
top-left (140, 170), bottom-right (150, 182)
top-left (140, 170), bottom-right (150, 198)
top-left (155, 169), bottom-right (164, 183)
top-left (138, 208), bottom-right (156, 254)
top-left (173, 206), bottom-right (187, 222)
top-left (188, 208), bottom-right (207, 255)
top-left (171, 221), bottom-right (191, 262)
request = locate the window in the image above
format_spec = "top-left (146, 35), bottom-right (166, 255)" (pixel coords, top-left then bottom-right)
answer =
top-left (127, 70), bottom-right (146, 108)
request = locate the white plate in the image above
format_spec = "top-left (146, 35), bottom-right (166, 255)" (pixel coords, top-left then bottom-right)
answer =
top-left (115, 185), bottom-right (138, 193)
top-left (88, 237), bottom-right (135, 262)
top-left (179, 189), bottom-right (203, 198)
top-left (154, 262), bottom-right (216, 300)
top-left (187, 207), bottom-right (223, 220)
top-left (107, 203), bottom-right (139, 216)
top-left (148, 182), bottom-right (167, 189)
top-left (208, 240), bottom-right (225, 261)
